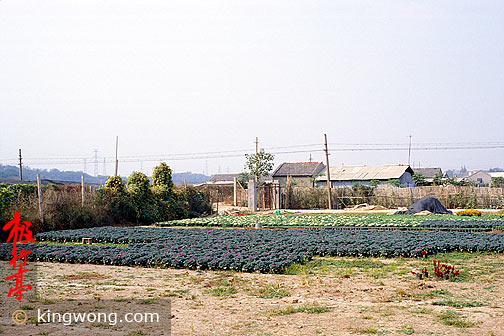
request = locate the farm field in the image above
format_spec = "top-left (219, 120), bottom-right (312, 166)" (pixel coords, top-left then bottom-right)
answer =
top-left (1, 252), bottom-right (503, 336)
top-left (2, 214), bottom-right (504, 335)
top-left (4, 226), bottom-right (503, 273)
top-left (156, 213), bottom-right (504, 230)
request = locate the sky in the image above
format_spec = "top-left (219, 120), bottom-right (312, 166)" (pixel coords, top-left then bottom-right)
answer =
top-left (1, 0), bottom-right (503, 177)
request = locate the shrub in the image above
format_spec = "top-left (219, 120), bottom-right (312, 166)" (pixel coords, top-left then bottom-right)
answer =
top-left (127, 172), bottom-right (160, 223)
top-left (456, 210), bottom-right (482, 217)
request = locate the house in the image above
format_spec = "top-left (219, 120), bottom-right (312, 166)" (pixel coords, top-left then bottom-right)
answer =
top-left (489, 172), bottom-right (504, 179)
top-left (202, 173), bottom-right (240, 186)
top-left (272, 162), bottom-right (325, 187)
top-left (412, 168), bottom-right (443, 184)
top-left (202, 173), bottom-right (273, 186)
top-left (316, 164), bottom-right (415, 187)
top-left (458, 171), bottom-right (492, 186)
top-left (489, 172), bottom-right (504, 186)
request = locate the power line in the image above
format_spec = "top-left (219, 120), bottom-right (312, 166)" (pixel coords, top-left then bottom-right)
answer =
top-left (1, 142), bottom-right (503, 165)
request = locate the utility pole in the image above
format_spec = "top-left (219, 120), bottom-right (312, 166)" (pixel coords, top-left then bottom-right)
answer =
top-left (254, 137), bottom-right (259, 182)
top-left (103, 158), bottom-right (106, 176)
top-left (309, 154), bottom-right (312, 162)
top-left (408, 135), bottom-right (412, 166)
top-left (114, 136), bottom-right (119, 177)
top-left (18, 149), bottom-right (23, 181)
top-left (324, 134), bottom-right (332, 209)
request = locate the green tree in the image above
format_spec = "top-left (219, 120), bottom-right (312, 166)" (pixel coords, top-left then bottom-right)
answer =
top-left (244, 149), bottom-right (275, 181)
top-left (127, 171), bottom-right (151, 193)
top-left (104, 176), bottom-right (126, 193)
top-left (151, 162), bottom-right (179, 220)
top-left (237, 172), bottom-right (250, 188)
top-left (127, 172), bottom-right (159, 223)
top-left (412, 173), bottom-right (427, 186)
top-left (369, 180), bottom-right (381, 188)
top-left (491, 176), bottom-right (504, 187)
top-left (152, 162), bottom-right (174, 190)
top-left (387, 179), bottom-right (400, 187)
top-left (432, 173), bottom-right (444, 186)
top-left (99, 176), bottom-right (132, 223)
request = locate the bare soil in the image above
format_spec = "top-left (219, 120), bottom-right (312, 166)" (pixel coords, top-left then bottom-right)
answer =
top-left (1, 253), bottom-right (503, 336)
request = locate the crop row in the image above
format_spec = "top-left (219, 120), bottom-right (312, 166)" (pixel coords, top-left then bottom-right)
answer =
top-left (5, 227), bottom-right (503, 273)
top-left (156, 213), bottom-right (504, 229)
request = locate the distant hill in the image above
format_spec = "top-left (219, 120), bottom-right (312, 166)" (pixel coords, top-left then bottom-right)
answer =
top-left (0, 164), bottom-right (108, 185)
top-left (0, 165), bottom-right (209, 186)
top-left (172, 172), bottom-right (209, 186)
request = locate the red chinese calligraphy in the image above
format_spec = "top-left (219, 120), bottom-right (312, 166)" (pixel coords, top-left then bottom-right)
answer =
top-left (2, 211), bottom-right (35, 301)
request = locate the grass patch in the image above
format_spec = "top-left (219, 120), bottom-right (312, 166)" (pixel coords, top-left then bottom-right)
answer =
top-left (20, 305), bottom-right (34, 310)
top-left (437, 310), bottom-right (475, 328)
top-left (284, 258), bottom-right (387, 275)
top-left (204, 287), bottom-right (237, 297)
top-left (138, 298), bottom-right (157, 305)
top-left (268, 304), bottom-right (332, 316)
top-left (164, 289), bottom-right (190, 297)
top-left (414, 289), bottom-right (452, 300)
top-left (252, 284), bottom-right (290, 299)
top-left (128, 331), bottom-right (146, 336)
top-left (397, 326), bottom-right (414, 334)
top-left (432, 300), bottom-right (484, 308)
top-left (410, 307), bottom-right (432, 314)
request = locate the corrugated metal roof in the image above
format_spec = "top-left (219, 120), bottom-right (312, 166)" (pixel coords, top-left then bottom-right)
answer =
top-left (272, 162), bottom-right (325, 177)
top-left (316, 164), bottom-right (413, 181)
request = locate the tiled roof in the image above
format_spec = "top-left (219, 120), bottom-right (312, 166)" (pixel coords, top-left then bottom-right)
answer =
top-left (272, 162), bottom-right (325, 177)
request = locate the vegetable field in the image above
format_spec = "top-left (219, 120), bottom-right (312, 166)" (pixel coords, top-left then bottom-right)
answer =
top-left (156, 213), bottom-right (504, 230)
top-left (2, 226), bottom-right (503, 273)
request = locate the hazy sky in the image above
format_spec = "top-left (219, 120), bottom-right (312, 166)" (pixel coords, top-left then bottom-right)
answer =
top-left (1, 0), bottom-right (503, 177)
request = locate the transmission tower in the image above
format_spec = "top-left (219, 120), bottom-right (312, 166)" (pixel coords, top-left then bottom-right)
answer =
top-left (93, 149), bottom-right (99, 176)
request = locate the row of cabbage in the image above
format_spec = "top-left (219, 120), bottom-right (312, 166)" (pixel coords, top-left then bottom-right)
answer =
top-left (155, 214), bottom-right (504, 230)
top-left (7, 227), bottom-right (504, 273)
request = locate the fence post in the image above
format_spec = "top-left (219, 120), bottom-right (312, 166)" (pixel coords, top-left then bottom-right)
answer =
top-left (248, 179), bottom-right (257, 212)
top-left (36, 174), bottom-right (44, 225)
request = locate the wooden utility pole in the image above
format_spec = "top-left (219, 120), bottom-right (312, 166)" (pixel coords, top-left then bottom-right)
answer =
top-left (114, 136), bottom-right (119, 176)
top-left (36, 174), bottom-right (44, 224)
top-left (254, 137), bottom-right (259, 183)
top-left (324, 134), bottom-right (332, 209)
top-left (81, 174), bottom-right (85, 206)
top-left (18, 149), bottom-right (23, 181)
top-left (233, 177), bottom-right (238, 206)
top-left (408, 135), bottom-right (412, 166)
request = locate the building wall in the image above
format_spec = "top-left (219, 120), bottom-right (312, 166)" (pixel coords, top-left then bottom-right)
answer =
top-left (399, 172), bottom-right (415, 187)
top-left (464, 171), bottom-right (492, 186)
top-left (273, 176), bottom-right (315, 188)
